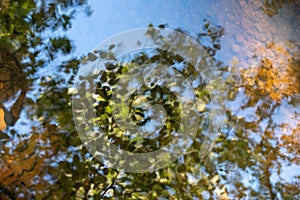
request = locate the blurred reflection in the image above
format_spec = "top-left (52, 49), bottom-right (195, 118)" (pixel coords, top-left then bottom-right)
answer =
top-left (262, 0), bottom-right (298, 17)
top-left (0, 0), bottom-right (299, 199)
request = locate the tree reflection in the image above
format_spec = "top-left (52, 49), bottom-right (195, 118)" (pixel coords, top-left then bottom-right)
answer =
top-left (218, 40), bottom-right (300, 199)
top-left (0, 0), bottom-right (91, 199)
top-left (241, 41), bottom-right (300, 102)
top-left (261, 0), bottom-right (298, 17)
top-left (0, 0), bottom-right (91, 127)
top-left (0, 4), bottom-right (300, 199)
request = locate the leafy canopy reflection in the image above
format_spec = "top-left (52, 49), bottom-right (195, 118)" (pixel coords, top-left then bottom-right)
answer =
top-left (0, 1), bottom-right (300, 199)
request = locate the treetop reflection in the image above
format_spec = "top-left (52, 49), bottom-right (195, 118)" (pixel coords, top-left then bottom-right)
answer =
top-left (0, 0), bottom-right (299, 199)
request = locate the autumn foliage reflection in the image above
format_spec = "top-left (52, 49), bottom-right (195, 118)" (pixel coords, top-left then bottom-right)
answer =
top-left (241, 41), bottom-right (300, 102)
top-left (0, 2), bottom-right (299, 197)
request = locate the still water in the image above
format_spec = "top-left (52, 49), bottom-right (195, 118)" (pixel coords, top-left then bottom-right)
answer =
top-left (0, 0), bottom-right (299, 199)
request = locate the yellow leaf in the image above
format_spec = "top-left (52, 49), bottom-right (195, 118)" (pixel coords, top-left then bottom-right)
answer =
top-left (0, 108), bottom-right (6, 131)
